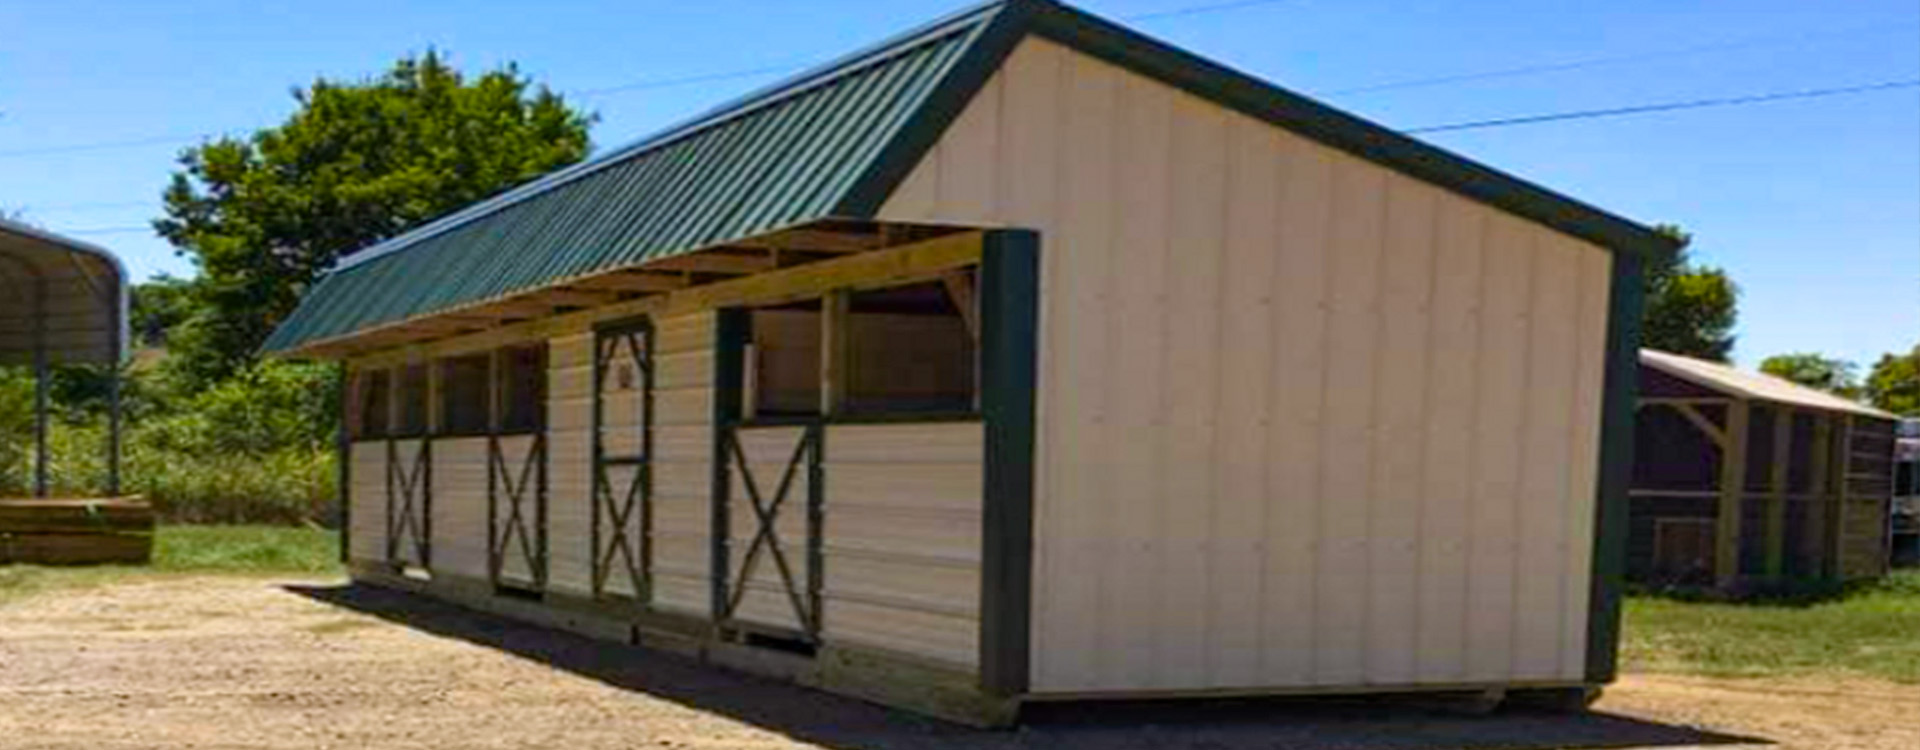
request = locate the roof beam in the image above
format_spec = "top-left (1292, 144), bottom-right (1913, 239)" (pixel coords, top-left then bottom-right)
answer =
top-left (642, 252), bottom-right (776, 275)
top-left (568, 272), bottom-right (690, 293)
top-left (738, 228), bottom-right (884, 254)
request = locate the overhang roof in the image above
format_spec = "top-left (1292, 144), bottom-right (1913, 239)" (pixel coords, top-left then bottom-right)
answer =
top-left (1641, 348), bottom-right (1895, 419)
top-left (0, 219), bottom-right (127, 366)
top-left (266, 0), bottom-right (1678, 356)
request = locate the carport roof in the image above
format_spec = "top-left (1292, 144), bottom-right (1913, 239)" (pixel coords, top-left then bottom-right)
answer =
top-left (1641, 348), bottom-right (1895, 419)
top-left (0, 219), bottom-right (127, 366)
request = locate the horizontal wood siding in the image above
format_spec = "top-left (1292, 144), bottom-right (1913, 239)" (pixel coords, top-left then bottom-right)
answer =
top-left (653, 312), bottom-right (716, 614)
top-left (879, 38), bottom-right (1613, 693)
top-left (546, 332), bottom-right (595, 596)
top-left (823, 422), bottom-right (983, 668)
top-left (348, 442), bottom-right (387, 564)
top-left (431, 437), bottom-right (490, 581)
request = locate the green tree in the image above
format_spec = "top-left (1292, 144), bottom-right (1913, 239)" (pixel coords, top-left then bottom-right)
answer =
top-left (1866, 344), bottom-right (1920, 416)
top-left (1641, 225), bottom-right (1739, 361)
top-left (1759, 352), bottom-right (1860, 397)
top-left (129, 274), bottom-right (199, 348)
top-left (155, 50), bottom-right (593, 384)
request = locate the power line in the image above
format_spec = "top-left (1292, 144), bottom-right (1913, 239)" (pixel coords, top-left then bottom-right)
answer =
top-left (1123, 0), bottom-right (1296, 23)
top-left (573, 0), bottom-right (1302, 98)
top-left (58, 225), bottom-right (153, 236)
top-left (1404, 78), bottom-right (1920, 134)
top-left (1320, 20), bottom-right (1920, 97)
top-left (0, 0), bottom-right (1306, 159)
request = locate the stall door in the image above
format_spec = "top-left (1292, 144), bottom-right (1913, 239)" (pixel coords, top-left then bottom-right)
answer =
top-left (387, 438), bottom-right (431, 572)
top-left (592, 320), bottom-right (653, 602)
top-left (489, 432), bottom-right (546, 592)
top-left (490, 347), bottom-right (549, 593)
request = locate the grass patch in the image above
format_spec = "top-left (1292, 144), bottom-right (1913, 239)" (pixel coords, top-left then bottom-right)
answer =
top-left (1, 525), bottom-right (340, 606)
top-left (1623, 570), bottom-right (1920, 683)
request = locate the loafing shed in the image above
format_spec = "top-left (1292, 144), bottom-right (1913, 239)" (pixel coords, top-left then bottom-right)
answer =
top-left (266, 0), bottom-right (1678, 724)
top-left (1633, 349), bottom-right (1898, 588)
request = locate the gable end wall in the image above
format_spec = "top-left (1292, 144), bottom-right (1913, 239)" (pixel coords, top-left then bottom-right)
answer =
top-left (878, 37), bottom-right (1615, 693)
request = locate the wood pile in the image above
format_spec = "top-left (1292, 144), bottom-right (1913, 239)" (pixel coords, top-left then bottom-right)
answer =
top-left (0, 498), bottom-right (154, 565)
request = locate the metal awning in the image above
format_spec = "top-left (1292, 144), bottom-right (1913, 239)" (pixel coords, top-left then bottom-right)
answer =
top-left (0, 218), bottom-right (128, 497)
top-left (0, 219), bottom-right (127, 366)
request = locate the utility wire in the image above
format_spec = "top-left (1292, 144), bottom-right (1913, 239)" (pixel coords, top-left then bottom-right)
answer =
top-left (59, 225), bottom-right (152, 236)
top-left (1405, 78), bottom-right (1920, 134)
top-left (1320, 20), bottom-right (1920, 97)
top-left (0, 0), bottom-right (1302, 159)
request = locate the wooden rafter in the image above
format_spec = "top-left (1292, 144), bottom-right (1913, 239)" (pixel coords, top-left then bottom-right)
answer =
top-left (941, 269), bottom-right (979, 342)
top-left (569, 272), bottom-right (690, 294)
top-left (643, 252), bottom-right (776, 275)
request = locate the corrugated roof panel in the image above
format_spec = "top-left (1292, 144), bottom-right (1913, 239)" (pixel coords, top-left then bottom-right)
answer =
top-left (262, 3), bottom-right (1002, 352)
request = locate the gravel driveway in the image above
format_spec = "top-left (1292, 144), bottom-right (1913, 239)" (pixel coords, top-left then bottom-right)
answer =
top-left (1, 576), bottom-right (1911, 749)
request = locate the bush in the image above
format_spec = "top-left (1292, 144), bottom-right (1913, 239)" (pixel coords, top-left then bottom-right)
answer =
top-left (0, 360), bottom-right (337, 525)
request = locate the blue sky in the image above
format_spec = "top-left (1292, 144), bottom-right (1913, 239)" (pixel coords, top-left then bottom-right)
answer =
top-left (2, 0), bottom-right (1915, 368)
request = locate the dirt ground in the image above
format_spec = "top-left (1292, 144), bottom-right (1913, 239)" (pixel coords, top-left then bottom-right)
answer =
top-left (0, 577), bottom-right (1913, 750)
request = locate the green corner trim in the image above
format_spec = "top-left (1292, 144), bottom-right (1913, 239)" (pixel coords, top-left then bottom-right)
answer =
top-left (710, 309), bottom-right (750, 620)
top-left (1587, 249), bottom-right (1645, 682)
top-left (978, 229), bottom-right (1040, 696)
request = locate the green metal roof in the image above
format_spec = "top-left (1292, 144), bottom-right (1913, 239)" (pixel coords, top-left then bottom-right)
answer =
top-left (268, 0), bottom-right (1677, 355)
top-left (263, 1), bottom-right (1014, 353)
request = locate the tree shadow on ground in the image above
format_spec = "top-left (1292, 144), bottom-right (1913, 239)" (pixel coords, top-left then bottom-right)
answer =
top-left (286, 582), bottom-right (1767, 750)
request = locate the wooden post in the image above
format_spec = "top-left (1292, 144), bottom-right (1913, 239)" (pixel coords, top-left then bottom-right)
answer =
top-left (1806, 413), bottom-right (1833, 576)
top-left (1716, 399), bottom-right (1751, 588)
top-left (820, 289), bottom-right (850, 416)
top-left (1765, 406), bottom-right (1792, 578)
top-left (32, 278), bottom-right (48, 498)
top-left (1833, 416), bottom-right (1854, 578)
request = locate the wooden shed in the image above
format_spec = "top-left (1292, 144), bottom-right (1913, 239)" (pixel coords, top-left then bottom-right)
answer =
top-left (1633, 349), bottom-right (1898, 588)
top-left (266, 0), bottom-right (1675, 724)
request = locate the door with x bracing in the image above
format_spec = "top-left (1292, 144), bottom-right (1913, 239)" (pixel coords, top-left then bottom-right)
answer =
top-left (592, 320), bottom-right (653, 602)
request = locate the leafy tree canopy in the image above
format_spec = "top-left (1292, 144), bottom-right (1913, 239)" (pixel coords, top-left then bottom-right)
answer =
top-left (1866, 344), bottom-right (1920, 417)
top-left (155, 49), bottom-right (594, 384)
top-left (1759, 352), bottom-right (1860, 397)
top-left (1642, 224), bottom-right (1739, 362)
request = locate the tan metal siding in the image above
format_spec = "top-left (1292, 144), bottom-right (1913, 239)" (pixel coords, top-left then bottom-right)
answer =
top-left (348, 442), bottom-right (388, 564)
top-left (822, 422), bottom-right (983, 668)
top-left (878, 38), bottom-right (1614, 693)
top-left (430, 437), bottom-right (490, 581)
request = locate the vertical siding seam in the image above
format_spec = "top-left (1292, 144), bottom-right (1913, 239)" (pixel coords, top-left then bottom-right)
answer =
top-left (1504, 225), bottom-right (1541, 681)
top-left (1359, 171), bottom-right (1394, 684)
top-left (1304, 153), bottom-right (1338, 685)
top-left (1458, 209), bottom-right (1490, 679)
top-left (1405, 187), bottom-right (1443, 681)
top-left (1199, 106), bottom-right (1235, 686)
top-left (1149, 85), bottom-right (1178, 689)
top-left (1255, 129), bottom-right (1288, 681)
top-left (1557, 244), bottom-right (1595, 678)
top-left (1091, 65), bottom-right (1124, 688)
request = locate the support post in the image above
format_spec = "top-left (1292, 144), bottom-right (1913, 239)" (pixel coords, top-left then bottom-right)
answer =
top-left (1716, 399), bottom-right (1751, 588)
top-left (1765, 407), bottom-right (1792, 578)
top-left (32, 278), bottom-right (48, 498)
top-left (820, 288), bottom-right (850, 417)
top-left (105, 282), bottom-right (123, 497)
top-left (1806, 413), bottom-right (1833, 576)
